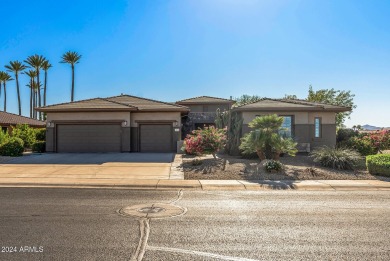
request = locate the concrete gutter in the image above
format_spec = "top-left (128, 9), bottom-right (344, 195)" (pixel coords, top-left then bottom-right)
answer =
top-left (0, 179), bottom-right (389, 191)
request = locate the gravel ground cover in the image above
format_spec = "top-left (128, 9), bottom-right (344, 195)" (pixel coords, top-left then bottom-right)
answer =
top-left (183, 154), bottom-right (390, 181)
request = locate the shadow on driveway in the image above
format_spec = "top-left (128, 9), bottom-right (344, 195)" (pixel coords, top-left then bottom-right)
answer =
top-left (4, 153), bottom-right (175, 165)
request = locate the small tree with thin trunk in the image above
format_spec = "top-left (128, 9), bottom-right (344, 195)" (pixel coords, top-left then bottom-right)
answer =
top-left (60, 51), bottom-right (81, 102)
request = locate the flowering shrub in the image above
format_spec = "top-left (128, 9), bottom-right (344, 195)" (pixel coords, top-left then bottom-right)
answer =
top-left (346, 130), bottom-right (390, 155)
top-left (183, 126), bottom-right (227, 158)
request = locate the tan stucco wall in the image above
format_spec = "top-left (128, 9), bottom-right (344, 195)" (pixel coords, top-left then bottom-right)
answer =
top-left (47, 112), bottom-right (131, 123)
top-left (130, 112), bottom-right (181, 127)
top-left (242, 111), bottom-right (336, 125)
top-left (308, 112), bottom-right (335, 124)
top-left (186, 105), bottom-right (203, 112)
top-left (242, 111), bottom-right (309, 124)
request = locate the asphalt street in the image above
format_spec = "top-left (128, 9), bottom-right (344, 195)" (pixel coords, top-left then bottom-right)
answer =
top-left (0, 188), bottom-right (389, 261)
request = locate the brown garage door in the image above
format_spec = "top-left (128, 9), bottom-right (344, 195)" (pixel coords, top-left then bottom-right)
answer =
top-left (140, 124), bottom-right (172, 152)
top-left (56, 124), bottom-right (121, 153)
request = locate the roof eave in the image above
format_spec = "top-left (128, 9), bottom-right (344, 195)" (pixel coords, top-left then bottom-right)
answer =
top-left (36, 108), bottom-right (137, 112)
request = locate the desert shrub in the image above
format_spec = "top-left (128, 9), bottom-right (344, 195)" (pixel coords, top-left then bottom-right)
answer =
top-left (336, 128), bottom-right (359, 146)
top-left (310, 146), bottom-right (362, 170)
top-left (366, 154), bottom-right (390, 177)
top-left (0, 137), bottom-right (24, 157)
top-left (32, 141), bottom-right (46, 153)
top-left (0, 131), bottom-right (10, 145)
top-left (35, 128), bottom-right (46, 141)
top-left (239, 114), bottom-right (297, 161)
top-left (11, 124), bottom-right (36, 148)
top-left (183, 126), bottom-right (227, 159)
top-left (263, 160), bottom-right (283, 172)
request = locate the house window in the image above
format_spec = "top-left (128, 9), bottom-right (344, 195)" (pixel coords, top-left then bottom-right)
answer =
top-left (315, 117), bottom-right (321, 138)
top-left (279, 116), bottom-right (293, 138)
top-left (1, 127), bottom-right (7, 133)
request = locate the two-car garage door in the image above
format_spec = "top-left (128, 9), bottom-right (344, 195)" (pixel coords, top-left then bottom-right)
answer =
top-left (56, 124), bottom-right (173, 153)
top-left (56, 124), bottom-right (121, 153)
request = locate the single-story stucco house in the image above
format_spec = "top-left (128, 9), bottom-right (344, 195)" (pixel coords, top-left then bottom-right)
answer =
top-left (233, 98), bottom-right (351, 151)
top-left (36, 95), bottom-right (188, 153)
top-left (37, 94), bottom-right (351, 153)
top-left (0, 111), bottom-right (45, 134)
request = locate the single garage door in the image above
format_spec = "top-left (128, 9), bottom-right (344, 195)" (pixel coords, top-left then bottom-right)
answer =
top-left (57, 124), bottom-right (121, 153)
top-left (140, 124), bottom-right (172, 152)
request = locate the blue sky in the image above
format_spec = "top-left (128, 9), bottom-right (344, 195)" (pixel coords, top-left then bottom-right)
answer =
top-left (1, 0), bottom-right (389, 127)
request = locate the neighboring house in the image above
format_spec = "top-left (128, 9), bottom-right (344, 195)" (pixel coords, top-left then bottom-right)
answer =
top-left (176, 96), bottom-right (234, 137)
top-left (233, 98), bottom-right (351, 151)
top-left (0, 111), bottom-right (45, 134)
top-left (36, 95), bottom-right (188, 153)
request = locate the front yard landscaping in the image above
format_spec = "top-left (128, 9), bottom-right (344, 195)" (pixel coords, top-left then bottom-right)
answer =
top-left (183, 154), bottom-right (390, 181)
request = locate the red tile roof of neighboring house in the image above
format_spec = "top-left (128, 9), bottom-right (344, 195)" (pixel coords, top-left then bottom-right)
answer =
top-left (0, 111), bottom-right (46, 127)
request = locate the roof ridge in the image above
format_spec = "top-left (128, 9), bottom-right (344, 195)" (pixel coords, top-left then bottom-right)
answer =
top-left (177, 95), bottom-right (233, 103)
top-left (100, 97), bottom-right (138, 109)
top-left (0, 110), bottom-right (45, 123)
top-left (38, 97), bottom-right (107, 109)
top-left (107, 94), bottom-right (188, 109)
top-left (281, 98), bottom-right (350, 108)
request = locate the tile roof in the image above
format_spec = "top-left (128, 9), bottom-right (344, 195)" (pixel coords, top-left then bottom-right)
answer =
top-left (37, 95), bottom-right (189, 112)
top-left (176, 96), bottom-right (234, 104)
top-left (233, 98), bottom-right (351, 112)
top-left (0, 111), bottom-right (45, 127)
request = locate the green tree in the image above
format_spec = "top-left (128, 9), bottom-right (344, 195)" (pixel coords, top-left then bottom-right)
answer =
top-left (307, 85), bottom-right (356, 127)
top-left (60, 51), bottom-right (82, 102)
top-left (234, 94), bottom-right (262, 107)
top-left (0, 71), bottom-right (14, 112)
top-left (25, 55), bottom-right (46, 119)
top-left (239, 114), bottom-right (298, 161)
top-left (5, 61), bottom-right (27, 115)
top-left (41, 60), bottom-right (52, 107)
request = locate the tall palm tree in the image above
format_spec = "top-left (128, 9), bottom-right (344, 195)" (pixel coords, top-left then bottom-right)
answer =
top-left (0, 71), bottom-right (14, 112)
top-left (25, 55), bottom-right (45, 119)
top-left (41, 60), bottom-right (52, 107)
top-left (24, 70), bottom-right (37, 118)
top-left (5, 61), bottom-right (27, 115)
top-left (60, 51), bottom-right (81, 102)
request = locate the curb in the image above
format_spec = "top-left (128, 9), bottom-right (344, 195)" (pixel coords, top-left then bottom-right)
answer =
top-left (0, 180), bottom-right (389, 191)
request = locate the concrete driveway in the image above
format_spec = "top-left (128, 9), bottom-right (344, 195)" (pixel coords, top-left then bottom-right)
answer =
top-left (0, 153), bottom-right (177, 180)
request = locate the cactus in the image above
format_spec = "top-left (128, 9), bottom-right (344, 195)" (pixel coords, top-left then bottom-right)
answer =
top-left (215, 109), bottom-right (243, 155)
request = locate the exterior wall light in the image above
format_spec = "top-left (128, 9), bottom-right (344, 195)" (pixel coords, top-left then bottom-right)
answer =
top-left (122, 121), bottom-right (128, 127)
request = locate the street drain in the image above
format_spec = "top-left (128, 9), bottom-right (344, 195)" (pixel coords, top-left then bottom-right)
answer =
top-left (138, 206), bottom-right (165, 214)
top-left (119, 203), bottom-right (186, 219)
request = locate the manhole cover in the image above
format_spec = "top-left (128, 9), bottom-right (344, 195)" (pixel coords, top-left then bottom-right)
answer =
top-left (138, 207), bottom-right (165, 213)
top-left (119, 203), bottom-right (186, 219)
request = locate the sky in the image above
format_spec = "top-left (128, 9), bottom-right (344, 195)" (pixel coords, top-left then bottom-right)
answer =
top-left (1, 0), bottom-right (389, 127)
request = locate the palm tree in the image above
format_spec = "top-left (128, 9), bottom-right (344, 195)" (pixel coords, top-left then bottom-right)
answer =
top-left (25, 55), bottom-right (45, 119)
top-left (5, 61), bottom-right (27, 115)
top-left (41, 60), bottom-right (52, 106)
top-left (24, 70), bottom-right (37, 118)
top-left (0, 71), bottom-right (14, 112)
top-left (60, 51), bottom-right (81, 102)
